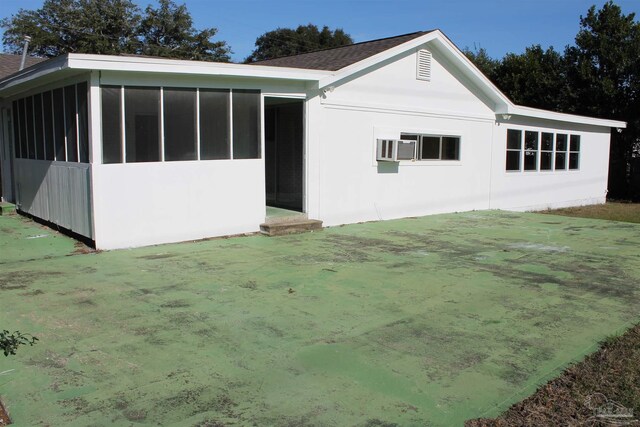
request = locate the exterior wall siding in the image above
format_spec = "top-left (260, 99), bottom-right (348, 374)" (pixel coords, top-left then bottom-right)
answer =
top-left (15, 159), bottom-right (92, 238)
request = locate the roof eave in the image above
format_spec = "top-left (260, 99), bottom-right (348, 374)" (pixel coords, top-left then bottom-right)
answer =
top-left (0, 55), bottom-right (69, 92)
top-left (502, 105), bottom-right (627, 128)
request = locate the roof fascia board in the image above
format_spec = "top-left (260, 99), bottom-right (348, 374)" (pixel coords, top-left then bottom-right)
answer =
top-left (67, 54), bottom-right (329, 81)
top-left (503, 105), bottom-right (627, 128)
top-left (0, 55), bottom-right (69, 91)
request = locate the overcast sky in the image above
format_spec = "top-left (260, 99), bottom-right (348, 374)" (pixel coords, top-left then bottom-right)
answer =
top-left (0, 0), bottom-right (638, 62)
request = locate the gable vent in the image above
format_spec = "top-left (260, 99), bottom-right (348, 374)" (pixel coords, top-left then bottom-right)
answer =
top-left (416, 49), bottom-right (432, 81)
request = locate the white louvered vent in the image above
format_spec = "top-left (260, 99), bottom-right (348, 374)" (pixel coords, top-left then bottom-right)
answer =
top-left (416, 49), bottom-right (432, 81)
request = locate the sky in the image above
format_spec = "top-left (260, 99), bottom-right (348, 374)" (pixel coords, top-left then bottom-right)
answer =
top-left (0, 0), bottom-right (638, 62)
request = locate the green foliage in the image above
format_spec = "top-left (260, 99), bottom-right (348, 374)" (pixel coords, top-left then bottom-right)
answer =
top-left (1, 0), bottom-right (141, 57)
top-left (138, 0), bottom-right (230, 61)
top-left (463, 47), bottom-right (499, 81)
top-left (245, 24), bottom-right (353, 63)
top-left (493, 45), bottom-right (566, 111)
top-left (0, 330), bottom-right (38, 357)
top-left (1, 0), bottom-right (230, 61)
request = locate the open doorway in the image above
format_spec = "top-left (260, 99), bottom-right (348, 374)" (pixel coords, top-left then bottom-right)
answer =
top-left (264, 97), bottom-right (304, 212)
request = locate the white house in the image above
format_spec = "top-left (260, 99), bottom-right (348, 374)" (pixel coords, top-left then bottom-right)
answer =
top-left (0, 30), bottom-right (626, 249)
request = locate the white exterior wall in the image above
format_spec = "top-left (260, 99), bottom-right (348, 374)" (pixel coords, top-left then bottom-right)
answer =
top-left (308, 44), bottom-right (497, 226)
top-left (91, 72), bottom-right (308, 249)
top-left (489, 117), bottom-right (611, 211)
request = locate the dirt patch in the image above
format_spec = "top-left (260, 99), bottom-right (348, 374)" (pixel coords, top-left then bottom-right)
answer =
top-left (0, 399), bottom-right (10, 425)
top-left (466, 323), bottom-right (640, 426)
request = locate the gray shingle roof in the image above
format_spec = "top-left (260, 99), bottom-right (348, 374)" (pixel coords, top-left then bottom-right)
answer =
top-left (252, 31), bottom-right (432, 71)
top-left (0, 54), bottom-right (47, 79)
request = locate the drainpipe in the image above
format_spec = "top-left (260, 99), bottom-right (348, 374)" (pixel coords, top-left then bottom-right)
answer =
top-left (19, 36), bottom-right (31, 71)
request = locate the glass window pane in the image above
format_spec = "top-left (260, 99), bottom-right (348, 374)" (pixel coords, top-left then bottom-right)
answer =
top-left (77, 82), bottom-right (89, 163)
top-left (441, 137), bottom-right (460, 160)
top-left (555, 152), bottom-right (566, 170)
top-left (555, 134), bottom-right (567, 151)
top-left (541, 132), bottom-right (553, 151)
top-left (200, 89), bottom-right (230, 160)
top-left (524, 131), bottom-right (538, 151)
top-left (12, 101), bottom-right (21, 158)
top-left (507, 129), bottom-right (521, 149)
top-left (18, 98), bottom-right (28, 159)
top-left (506, 150), bottom-right (520, 171)
top-left (53, 88), bottom-right (66, 161)
top-left (33, 94), bottom-right (44, 160)
top-left (163, 88), bottom-right (197, 161)
top-left (101, 86), bottom-right (122, 164)
top-left (540, 152), bottom-right (552, 170)
top-left (26, 96), bottom-right (36, 159)
top-left (420, 136), bottom-right (439, 159)
top-left (400, 134), bottom-right (418, 141)
top-left (524, 150), bottom-right (537, 170)
top-left (396, 140), bottom-right (415, 160)
top-left (64, 85), bottom-right (78, 162)
top-left (232, 90), bottom-right (260, 159)
top-left (569, 153), bottom-right (579, 170)
top-left (42, 91), bottom-right (54, 160)
top-left (125, 87), bottom-right (160, 163)
top-left (570, 135), bottom-right (580, 151)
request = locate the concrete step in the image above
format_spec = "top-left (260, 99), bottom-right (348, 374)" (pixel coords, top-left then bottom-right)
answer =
top-left (0, 202), bottom-right (16, 216)
top-left (260, 219), bottom-right (323, 236)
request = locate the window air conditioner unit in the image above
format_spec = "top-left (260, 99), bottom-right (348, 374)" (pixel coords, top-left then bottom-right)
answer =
top-left (376, 139), bottom-right (416, 162)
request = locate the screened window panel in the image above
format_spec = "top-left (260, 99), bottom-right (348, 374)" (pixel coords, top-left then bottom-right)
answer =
top-left (163, 88), bottom-right (197, 161)
top-left (442, 137), bottom-right (459, 160)
top-left (524, 151), bottom-right (537, 170)
top-left (12, 101), bottom-right (21, 158)
top-left (77, 82), bottom-right (89, 163)
top-left (52, 88), bottom-right (66, 161)
top-left (42, 91), bottom-right (54, 160)
top-left (555, 134), bottom-right (567, 151)
top-left (200, 89), bottom-right (230, 160)
top-left (569, 153), bottom-right (580, 170)
top-left (540, 152), bottom-right (552, 170)
top-left (524, 131), bottom-right (538, 151)
top-left (396, 140), bottom-right (415, 160)
top-left (125, 87), bottom-right (160, 163)
top-left (101, 86), bottom-right (122, 164)
top-left (232, 90), bottom-right (260, 159)
top-left (18, 99), bottom-right (28, 159)
top-left (506, 151), bottom-right (520, 171)
top-left (64, 85), bottom-right (78, 162)
top-left (507, 129), bottom-right (522, 149)
top-left (555, 152), bottom-right (567, 170)
top-left (421, 136), bottom-right (439, 159)
top-left (26, 96), bottom-right (36, 159)
top-left (541, 132), bottom-right (553, 151)
top-left (33, 94), bottom-right (45, 160)
top-left (570, 135), bottom-right (581, 151)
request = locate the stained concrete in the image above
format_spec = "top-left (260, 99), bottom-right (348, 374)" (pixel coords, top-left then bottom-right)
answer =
top-left (0, 211), bottom-right (638, 426)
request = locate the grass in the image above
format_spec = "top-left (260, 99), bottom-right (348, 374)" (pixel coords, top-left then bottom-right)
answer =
top-left (540, 201), bottom-right (640, 224)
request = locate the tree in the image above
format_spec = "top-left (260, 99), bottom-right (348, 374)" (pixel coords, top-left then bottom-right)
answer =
top-left (1, 0), bottom-right (231, 62)
top-left (492, 45), bottom-right (566, 111)
top-left (245, 24), bottom-right (353, 63)
top-left (138, 0), bottom-right (230, 61)
top-left (463, 47), bottom-right (499, 81)
top-left (1, 0), bottom-right (140, 57)
top-left (563, 1), bottom-right (640, 200)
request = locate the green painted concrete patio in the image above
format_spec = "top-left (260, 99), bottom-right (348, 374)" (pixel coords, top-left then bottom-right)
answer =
top-left (1, 211), bottom-right (639, 426)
